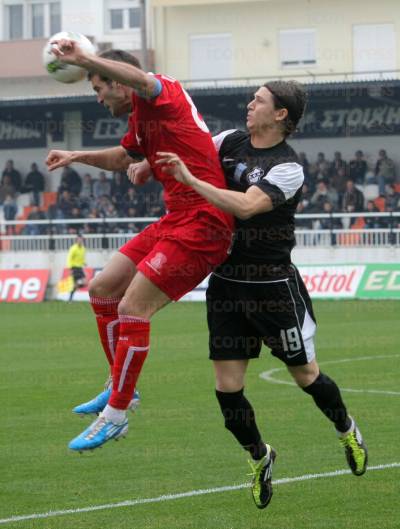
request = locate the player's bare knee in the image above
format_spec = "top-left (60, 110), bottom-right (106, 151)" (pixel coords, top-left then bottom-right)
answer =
top-left (288, 361), bottom-right (319, 388)
top-left (117, 297), bottom-right (150, 319)
top-left (88, 276), bottom-right (100, 297)
top-left (215, 373), bottom-right (244, 393)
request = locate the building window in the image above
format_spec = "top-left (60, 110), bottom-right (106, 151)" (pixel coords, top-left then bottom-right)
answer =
top-left (32, 3), bottom-right (45, 38)
top-left (7, 4), bottom-right (24, 40)
top-left (110, 9), bottom-right (124, 30)
top-left (129, 7), bottom-right (141, 28)
top-left (190, 33), bottom-right (233, 81)
top-left (107, 2), bottom-right (141, 31)
top-left (4, 1), bottom-right (61, 40)
top-left (49, 1), bottom-right (61, 34)
top-left (279, 29), bottom-right (316, 68)
top-left (353, 24), bottom-right (396, 80)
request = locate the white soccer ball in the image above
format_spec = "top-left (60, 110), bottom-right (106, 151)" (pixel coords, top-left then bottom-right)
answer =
top-left (42, 31), bottom-right (96, 84)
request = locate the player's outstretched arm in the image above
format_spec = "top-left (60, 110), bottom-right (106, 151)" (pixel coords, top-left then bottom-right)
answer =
top-left (50, 38), bottom-right (157, 96)
top-left (46, 146), bottom-right (139, 172)
top-left (156, 152), bottom-right (273, 220)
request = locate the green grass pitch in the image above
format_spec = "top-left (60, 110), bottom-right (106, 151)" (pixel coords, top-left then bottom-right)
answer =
top-left (0, 300), bottom-right (399, 529)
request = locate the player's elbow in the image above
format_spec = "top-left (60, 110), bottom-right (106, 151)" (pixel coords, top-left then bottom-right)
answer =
top-left (235, 198), bottom-right (273, 220)
top-left (235, 203), bottom-right (254, 220)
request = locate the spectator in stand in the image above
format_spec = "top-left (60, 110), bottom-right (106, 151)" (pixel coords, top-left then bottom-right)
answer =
top-left (342, 180), bottom-right (364, 212)
top-left (139, 179), bottom-right (164, 216)
top-left (375, 149), bottom-right (396, 196)
top-left (68, 206), bottom-right (85, 234)
top-left (84, 207), bottom-right (101, 234)
top-left (384, 184), bottom-right (399, 211)
top-left (122, 186), bottom-right (143, 217)
top-left (342, 204), bottom-right (358, 229)
top-left (1, 160), bottom-right (22, 192)
top-left (103, 202), bottom-right (119, 232)
top-left (147, 189), bottom-right (166, 218)
top-left (317, 201), bottom-right (342, 245)
top-left (95, 194), bottom-right (113, 217)
top-left (0, 175), bottom-right (16, 204)
top-left (298, 152), bottom-right (310, 180)
top-left (318, 201), bottom-right (342, 228)
top-left (306, 163), bottom-right (318, 192)
top-left (57, 189), bottom-right (77, 219)
top-left (300, 183), bottom-right (313, 206)
top-left (349, 150), bottom-right (368, 185)
top-left (124, 207), bottom-right (141, 233)
top-left (93, 171), bottom-right (112, 199)
top-left (58, 166), bottom-right (82, 197)
top-left (295, 201), bottom-right (313, 229)
top-left (79, 173), bottom-right (94, 215)
top-left (330, 151), bottom-right (347, 177)
top-left (24, 205), bottom-right (47, 235)
top-left (364, 200), bottom-right (384, 229)
top-left (3, 194), bottom-right (18, 234)
top-left (111, 171), bottom-right (130, 214)
top-left (316, 152), bottom-right (331, 178)
top-left (22, 163), bottom-right (45, 205)
top-left (316, 152), bottom-right (327, 168)
top-left (81, 173), bottom-right (94, 200)
top-left (331, 166), bottom-right (348, 205)
top-left (111, 171), bottom-right (129, 197)
top-left (310, 179), bottom-right (339, 212)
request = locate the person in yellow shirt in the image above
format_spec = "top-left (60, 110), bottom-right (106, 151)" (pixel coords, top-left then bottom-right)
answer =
top-left (67, 235), bottom-right (87, 302)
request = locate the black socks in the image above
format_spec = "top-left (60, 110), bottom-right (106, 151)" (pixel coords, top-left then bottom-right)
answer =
top-left (216, 388), bottom-right (267, 460)
top-left (302, 372), bottom-right (352, 433)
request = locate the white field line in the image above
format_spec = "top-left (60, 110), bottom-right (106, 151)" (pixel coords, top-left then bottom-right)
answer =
top-left (259, 354), bottom-right (400, 396)
top-left (0, 462), bottom-right (399, 525)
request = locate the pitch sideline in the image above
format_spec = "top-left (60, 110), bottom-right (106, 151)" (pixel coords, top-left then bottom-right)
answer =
top-left (0, 462), bottom-right (399, 525)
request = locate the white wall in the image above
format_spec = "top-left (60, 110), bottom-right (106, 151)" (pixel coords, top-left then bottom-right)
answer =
top-left (151, 0), bottom-right (400, 81)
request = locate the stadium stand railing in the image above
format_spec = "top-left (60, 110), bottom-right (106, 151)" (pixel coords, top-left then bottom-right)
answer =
top-left (0, 212), bottom-right (399, 252)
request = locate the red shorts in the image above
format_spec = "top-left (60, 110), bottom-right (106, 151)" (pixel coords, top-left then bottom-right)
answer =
top-left (119, 206), bottom-right (233, 301)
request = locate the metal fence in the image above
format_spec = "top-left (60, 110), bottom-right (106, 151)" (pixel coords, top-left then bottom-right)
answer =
top-left (0, 212), bottom-right (399, 252)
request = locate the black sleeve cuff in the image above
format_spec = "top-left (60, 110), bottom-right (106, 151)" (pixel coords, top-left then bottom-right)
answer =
top-left (125, 149), bottom-right (145, 161)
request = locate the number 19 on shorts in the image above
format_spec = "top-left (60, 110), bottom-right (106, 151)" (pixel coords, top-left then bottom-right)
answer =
top-left (280, 327), bottom-right (302, 352)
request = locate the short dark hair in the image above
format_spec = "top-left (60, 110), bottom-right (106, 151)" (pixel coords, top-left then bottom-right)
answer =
top-left (87, 49), bottom-right (142, 83)
top-left (263, 80), bottom-right (307, 137)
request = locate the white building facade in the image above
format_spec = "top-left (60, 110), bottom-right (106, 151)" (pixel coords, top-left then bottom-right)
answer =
top-left (151, 0), bottom-right (399, 84)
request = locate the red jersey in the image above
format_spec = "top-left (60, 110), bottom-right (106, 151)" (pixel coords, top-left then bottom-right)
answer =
top-left (120, 74), bottom-right (228, 211)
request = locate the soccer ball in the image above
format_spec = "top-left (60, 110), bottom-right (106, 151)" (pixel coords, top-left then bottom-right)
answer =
top-left (42, 31), bottom-right (95, 83)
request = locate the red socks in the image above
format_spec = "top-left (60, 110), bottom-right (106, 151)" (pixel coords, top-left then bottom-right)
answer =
top-left (109, 315), bottom-right (150, 409)
top-left (90, 296), bottom-right (121, 368)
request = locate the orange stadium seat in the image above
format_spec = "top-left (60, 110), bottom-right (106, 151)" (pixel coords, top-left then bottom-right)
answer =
top-left (42, 191), bottom-right (57, 209)
top-left (337, 216), bottom-right (365, 246)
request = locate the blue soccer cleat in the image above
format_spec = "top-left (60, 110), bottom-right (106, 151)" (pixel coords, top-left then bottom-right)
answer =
top-left (72, 387), bottom-right (140, 416)
top-left (72, 388), bottom-right (111, 416)
top-left (68, 415), bottom-right (129, 452)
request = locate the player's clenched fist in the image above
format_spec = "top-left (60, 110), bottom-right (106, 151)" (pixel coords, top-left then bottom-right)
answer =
top-left (46, 150), bottom-right (74, 171)
top-left (127, 159), bottom-right (152, 185)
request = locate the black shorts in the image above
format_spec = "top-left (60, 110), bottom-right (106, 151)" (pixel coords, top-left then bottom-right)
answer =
top-left (71, 267), bottom-right (85, 283)
top-left (206, 265), bottom-right (316, 366)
